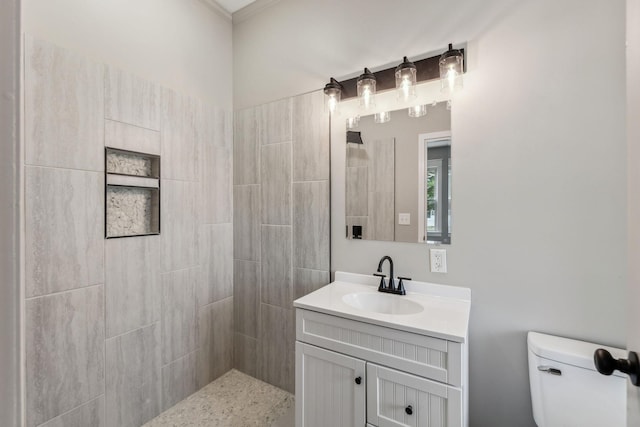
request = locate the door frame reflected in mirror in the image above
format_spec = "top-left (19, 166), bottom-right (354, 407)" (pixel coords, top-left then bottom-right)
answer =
top-left (418, 131), bottom-right (452, 244)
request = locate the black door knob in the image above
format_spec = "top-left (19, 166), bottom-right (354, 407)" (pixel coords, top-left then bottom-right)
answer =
top-left (354, 376), bottom-right (362, 385)
top-left (594, 348), bottom-right (640, 386)
top-left (405, 405), bottom-right (413, 415)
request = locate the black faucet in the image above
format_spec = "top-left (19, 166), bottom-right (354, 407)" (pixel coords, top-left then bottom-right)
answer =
top-left (374, 256), bottom-right (411, 295)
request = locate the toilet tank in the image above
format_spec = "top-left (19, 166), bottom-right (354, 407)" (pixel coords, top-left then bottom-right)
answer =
top-left (527, 331), bottom-right (626, 427)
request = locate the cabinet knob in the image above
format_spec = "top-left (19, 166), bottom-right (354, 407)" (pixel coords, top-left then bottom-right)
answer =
top-left (405, 405), bottom-right (413, 415)
top-left (354, 376), bottom-right (362, 385)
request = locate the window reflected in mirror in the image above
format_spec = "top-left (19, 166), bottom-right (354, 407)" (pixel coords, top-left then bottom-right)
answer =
top-left (345, 102), bottom-right (451, 244)
top-left (422, 133), bottom-right (451, 244)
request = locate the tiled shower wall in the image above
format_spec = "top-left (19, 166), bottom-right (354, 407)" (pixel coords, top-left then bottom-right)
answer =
top-left (233, 91), bottom-right (331, 393)
top-left (23, 37), bottom-right (233, 427)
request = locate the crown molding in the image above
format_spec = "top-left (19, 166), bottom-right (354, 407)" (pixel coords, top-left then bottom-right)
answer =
top-left (199, 0), bottom-right (232, 21)
top-left (232, 0), bottom-right (281, 24)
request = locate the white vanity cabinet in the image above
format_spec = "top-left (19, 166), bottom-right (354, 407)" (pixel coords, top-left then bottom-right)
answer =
top-left (294, 272), bottom-right (470, 427)
top-left (366, 363), bottom-right (462, 426)
top-left (296, 342), bottom-right (366, 426)
top-left (295, 309), bottom-right (467, 427)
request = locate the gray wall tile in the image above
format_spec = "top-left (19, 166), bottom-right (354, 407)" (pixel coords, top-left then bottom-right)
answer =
top-left (368, 191), bottom-right (394, 241)
top-left (105, 324), bottom-right (161, 427)
top-left (161, 88), bottom-right (200, 181)
top-left (261, 143), bottom-right (291, 225)
top-left (105, 66), bottom-right (160, 131)
top-left (161, 351), bottom-right (197, 411)
top-left (234, 108), bottom-right (259, 185)
top-left (161, 180), bottom-right (199, 273)
top-left (234, 333), bottom-right (257, 377)
top-left (345, 166), bottom-right (368, 217)
top-left (25, 166), bottom-right (104, 298)
top-left (258, 304), bottom-right (295, 393)
top-left (105, 236), bottom-right (160, 338)
top-left (25, 285), bottom-right (105, 427)
top-left (204, 104), bottom-right (232, 148)
top-left (293, 268), bottom-right (330, 300)
top-left (39, 396), bottom-right (104, 427)
top-left (24, 37), bottom-right (104, 171)
top-left (161, 268), bottom-right (198, 364)
top-left (201, 144), bottom-right (232, 224)
top-left (197, 297), bottom-right (233, 388)
top-left (200, 224), bottom-right (233, 306)
top-left (233, 260), bottom-right (259, 338)
top-left (368, 138), bottom-right (395, 194)
top-left (261, 226), bottom-right (292, 308)
top-left (259, 98), bottom-right (292, 145)
top-left (293, 181), bottom-right (330, 271)
top-left (233, 185), bottom-right (260, 261)
top-left (346, 143), bottom-right (368, 167)
top-left (292, 90), bottom-right (329, 181)
top-left (105, 120), bottom-right (161, 155)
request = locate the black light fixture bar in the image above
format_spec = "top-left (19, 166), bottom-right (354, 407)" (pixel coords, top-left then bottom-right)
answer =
top-left (336, 49), bottom-right (465, 100)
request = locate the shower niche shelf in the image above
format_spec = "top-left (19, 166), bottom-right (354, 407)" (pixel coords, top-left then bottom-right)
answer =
top-left (105, 147), bottom-right (160, 239)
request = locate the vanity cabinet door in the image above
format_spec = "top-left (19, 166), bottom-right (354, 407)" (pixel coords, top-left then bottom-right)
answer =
top-left (367, 363), bottom-right (463, 427)
top-left (296, 342), bottom-right (366, 427)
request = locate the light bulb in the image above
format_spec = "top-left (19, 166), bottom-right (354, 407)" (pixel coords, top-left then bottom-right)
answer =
top-left (327, 95), bottom-right (338, 113)
top-left (357, 68), bottom-right (377, 110)
top-left (346, 116), bottom-right (360, 130)
top-left (395, 56), bottom-right (417, 102)
top-left (362, 87), bottom-right (371, 109)
top-left (323, 78), bottom-right (342, 114)
top-left (401, 78), bottom-right (411, 101)
top-left (374, 111), bottom-right (390, 123)
top-left (439, 43), bottom-right (464, 94)
top-left (408, 104), bottom-right (427, 118)
top-left (447, 68), bottom-right (458, 93)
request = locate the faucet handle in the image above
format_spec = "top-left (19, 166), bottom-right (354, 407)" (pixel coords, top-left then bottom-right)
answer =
top-left (373, 273), bottom-right (387, 291)
top-left (397, 276), bottom-right (411, 295)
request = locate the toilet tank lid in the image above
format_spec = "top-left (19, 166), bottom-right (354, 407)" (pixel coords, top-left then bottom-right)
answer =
top-left (528, 331), bottom-right (626, 374)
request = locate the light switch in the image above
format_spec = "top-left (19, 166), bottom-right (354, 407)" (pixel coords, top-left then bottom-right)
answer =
top-left (398, 213), bottom-right (411, 225)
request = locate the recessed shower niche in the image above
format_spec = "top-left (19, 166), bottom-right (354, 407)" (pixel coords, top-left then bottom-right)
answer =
top-left (105, 147), bottom-right (160, 238)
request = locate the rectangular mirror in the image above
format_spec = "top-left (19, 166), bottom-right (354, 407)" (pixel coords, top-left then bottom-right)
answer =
top-left (345, 101), bottom-right (451, 244)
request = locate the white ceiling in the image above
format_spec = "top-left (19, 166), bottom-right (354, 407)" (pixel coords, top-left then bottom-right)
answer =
top-left (215, 0), bottom-right (257, 13)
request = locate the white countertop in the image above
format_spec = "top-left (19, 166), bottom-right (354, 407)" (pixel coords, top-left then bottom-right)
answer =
top-left (293, 271), bottom-right (471, 343)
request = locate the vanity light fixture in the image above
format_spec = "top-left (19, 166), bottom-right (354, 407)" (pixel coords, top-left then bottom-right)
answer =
top-left (395, 56), bottom-right (417, 102)
top-left (439, 43), bottom-right (464, 94)
top-left (323, 78), bottom-right (343, 114)
top-left (323, 45), bottom-right (464, 112)
top-left (374, 111), bottom-right (390, 123)
top-left (346, 116), bottom-right (360, 130)
top-left (357, 68), bottom-right (377, 110)
top-left (408, 104), bottom-right (427, 118)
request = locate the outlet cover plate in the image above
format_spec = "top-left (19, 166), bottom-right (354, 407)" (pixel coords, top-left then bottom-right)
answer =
top-left (399, 213), bottom-right (410, 225)
top-left (430, 249), bottom-right (447, 273)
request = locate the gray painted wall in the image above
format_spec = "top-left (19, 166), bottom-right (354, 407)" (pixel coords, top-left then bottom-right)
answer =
top-left (0, 0), bottom-right (21, 425)
top-left (235, 1), bottom-right (627, 425)
top-left (627, 0), bottom-right (640, 422)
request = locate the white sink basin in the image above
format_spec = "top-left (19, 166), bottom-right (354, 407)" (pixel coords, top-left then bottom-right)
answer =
top-left (342, 292), bottom-right (424, 315)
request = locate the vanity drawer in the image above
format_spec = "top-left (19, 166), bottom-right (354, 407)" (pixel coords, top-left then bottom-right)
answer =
top-left (367, 363), bottom-right (462, 427)
top-left (296, 309), bottom-right (462, 387)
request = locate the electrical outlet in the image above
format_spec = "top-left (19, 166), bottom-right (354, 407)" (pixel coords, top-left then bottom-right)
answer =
top-left (430, 249), bottom-right (447, 273)
top-left (398, 213), bottom-right (411, 225)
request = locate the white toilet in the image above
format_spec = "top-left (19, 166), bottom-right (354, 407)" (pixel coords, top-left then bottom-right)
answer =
top-left (527, 331), bottom-right (627, 427)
